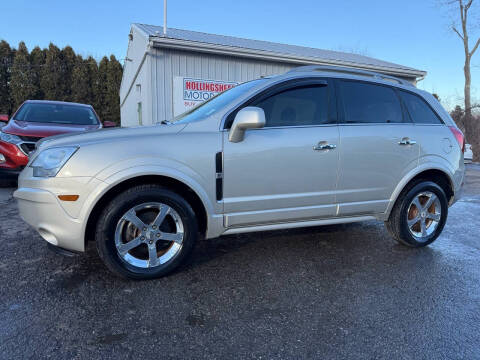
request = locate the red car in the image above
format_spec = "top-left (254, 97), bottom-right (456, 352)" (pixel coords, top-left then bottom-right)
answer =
top-left (0, 100), bottom-right (115, 175)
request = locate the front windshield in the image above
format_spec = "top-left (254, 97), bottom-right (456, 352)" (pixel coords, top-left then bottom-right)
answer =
top-left (14, 103), bottom-right (99, 125)
top-left (173, 79), bottom-right (267, 124)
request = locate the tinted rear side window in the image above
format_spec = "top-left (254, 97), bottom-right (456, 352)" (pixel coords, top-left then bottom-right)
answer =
top-left (339, 81), bottom-right (404, 124)
top-left (399, 91), bottom-right (442, 124)
top-left (253, 85), bottom-right (328, 127)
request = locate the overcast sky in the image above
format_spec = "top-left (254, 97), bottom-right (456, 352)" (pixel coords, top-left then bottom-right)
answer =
top-left (2, 0), bottom-right (480, 110)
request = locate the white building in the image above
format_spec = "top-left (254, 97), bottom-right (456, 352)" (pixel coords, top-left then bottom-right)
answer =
top-left (120, 24), bottom-right (426, 127)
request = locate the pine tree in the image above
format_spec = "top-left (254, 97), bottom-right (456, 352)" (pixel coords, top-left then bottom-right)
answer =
top-left (0, 40), bottom-right (14, 114)
top-left (60, 46), bottom-right (77, 101)
top-left (96, 56), bottom-right (109, 120)
top-left (41, 43), bottom-right (63, 100)
top-left (30, 46), bottom-right (46, 99)
top-left (10, 42), bottom-right (36, 109)
top-left (105, 55), bottom-right (123, 123)
top-left (85, 56), bottom-right (99, 107)
top-left (72, 55), bottom-right (100, 107)
top-left (71, 55), bottom-right (89, 104)
top-left (0, 40), bottom-right (122, 119)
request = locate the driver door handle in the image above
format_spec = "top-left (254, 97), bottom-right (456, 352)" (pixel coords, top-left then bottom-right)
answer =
top-left (313, 142), bottom-right (337, 151)
top-left (398, 137), bottom-right (417, 146)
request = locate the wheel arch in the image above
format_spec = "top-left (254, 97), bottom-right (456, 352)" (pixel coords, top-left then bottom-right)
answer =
top-left (84, 174), bottom-right (210, 248)
top-left (385, 167), bottom-right (455, 220)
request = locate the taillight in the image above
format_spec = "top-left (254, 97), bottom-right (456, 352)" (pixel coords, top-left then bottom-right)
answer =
top-left (449, 126), bottom-right (465, 152)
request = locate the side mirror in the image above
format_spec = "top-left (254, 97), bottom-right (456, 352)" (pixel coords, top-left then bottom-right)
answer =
top-left (228, 107), bottom-right (266, 143)
top-left (0, 114), bottom-right (8, 124)
top-left (103, 121), bottom-right (117, 128)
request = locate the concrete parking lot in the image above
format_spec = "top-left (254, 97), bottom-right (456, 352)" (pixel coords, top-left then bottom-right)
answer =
top-left (1, 165), bottom-right (479, 359)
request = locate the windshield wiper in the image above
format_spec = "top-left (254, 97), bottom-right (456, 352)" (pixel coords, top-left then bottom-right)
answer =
top-left (160, 120), bottom-right (172, 125)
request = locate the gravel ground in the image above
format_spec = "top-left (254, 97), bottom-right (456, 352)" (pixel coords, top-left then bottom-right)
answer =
top-left (0, 165), bottom-right (479, 359)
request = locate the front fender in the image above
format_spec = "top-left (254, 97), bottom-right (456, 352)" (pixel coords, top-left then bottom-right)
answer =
top-left (100, 162), bottom-right (215, 214)
top-left (77, 158), bottom-right (220, 242)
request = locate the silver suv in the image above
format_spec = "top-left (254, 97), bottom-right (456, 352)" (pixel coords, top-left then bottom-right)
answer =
top-left (15, 66), bottom-right (465, 279)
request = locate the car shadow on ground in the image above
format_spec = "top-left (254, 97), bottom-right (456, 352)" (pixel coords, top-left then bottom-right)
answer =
top-left (75, 219), bottom-right (439, 284)
top-left (0, 175), bottom-right (17, 188)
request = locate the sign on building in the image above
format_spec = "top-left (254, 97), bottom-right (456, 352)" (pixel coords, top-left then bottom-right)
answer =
top-left (173, 77), bottom-right (238, 116)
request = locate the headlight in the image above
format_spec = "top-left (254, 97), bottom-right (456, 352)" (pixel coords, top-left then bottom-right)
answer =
top-left (30, 147), bottom-right (78, 177)
top-left (0, 130), bottom-right (22, 145)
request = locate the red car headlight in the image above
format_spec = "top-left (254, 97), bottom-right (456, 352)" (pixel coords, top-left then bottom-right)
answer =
top-left (0, 130), bottom-right (22, 145)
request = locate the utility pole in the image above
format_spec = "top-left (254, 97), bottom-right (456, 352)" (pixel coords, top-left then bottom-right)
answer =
top-left (163, 0), bottom-right (167, 36)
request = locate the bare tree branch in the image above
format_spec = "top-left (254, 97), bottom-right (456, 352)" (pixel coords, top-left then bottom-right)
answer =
top-left (470, 36), bottom-right (480, 56)
top-left (442, 0), bottom-right (480, 160)
top-left (453, 26), bottom-right (465, 39)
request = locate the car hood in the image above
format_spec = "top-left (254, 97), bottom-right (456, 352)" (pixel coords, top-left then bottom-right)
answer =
top-left (36, 123), bottom-right (189, 151)
top-left (2, 120), bottom-right (100, 138)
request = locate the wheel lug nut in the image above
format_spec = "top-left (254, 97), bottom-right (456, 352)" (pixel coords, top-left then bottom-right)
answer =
top-left (141, 236), bottom-right (145, 240)
top-left (156, 233), bottom-right (161, 237)
top-left (152, 225), bottom-right (157, 229)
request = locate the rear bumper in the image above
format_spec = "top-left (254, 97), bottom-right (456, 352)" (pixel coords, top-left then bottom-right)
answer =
top-left (451, 162), bottom-right (466, 205)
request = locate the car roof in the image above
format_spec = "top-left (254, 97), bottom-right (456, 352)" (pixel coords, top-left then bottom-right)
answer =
top-left (264, 66), bottom-right (436, 100)
top-left (23, 100), bottom-right (93, 108)
top-left (273, 65), bottom-right (415, 89)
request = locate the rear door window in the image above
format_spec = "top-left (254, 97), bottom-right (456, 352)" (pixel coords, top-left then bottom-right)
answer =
top-left (399, 91), bottom-right (442, 124)
top-left (339, 81), bottom-right (404, 124)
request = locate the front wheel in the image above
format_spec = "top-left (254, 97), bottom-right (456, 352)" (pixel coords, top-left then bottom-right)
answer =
top-left (385, 181), bottom-right (448, 247)
top-left (95, 184), bottom-right (198, 279)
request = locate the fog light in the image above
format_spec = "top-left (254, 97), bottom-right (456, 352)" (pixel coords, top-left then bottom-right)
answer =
top-left (0, 154), bottom-right (5, 164)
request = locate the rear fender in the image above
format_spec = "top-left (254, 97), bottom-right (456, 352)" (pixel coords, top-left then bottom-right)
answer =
top-left (382, 160), bottom-right (456, 221)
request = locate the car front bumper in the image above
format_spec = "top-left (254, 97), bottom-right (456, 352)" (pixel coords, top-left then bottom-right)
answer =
top-left (0, 140), bottom-right (29, 170)
top-left (14, 187), bottom-right (86, 251)
top-left (14, 168), bottom-right (106, 252)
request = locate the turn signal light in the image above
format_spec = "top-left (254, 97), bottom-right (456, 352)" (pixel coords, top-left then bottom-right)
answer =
top-left (449, 126), bottom-right (465, 152)
top-left (58, 195), bottom-right (79, 202)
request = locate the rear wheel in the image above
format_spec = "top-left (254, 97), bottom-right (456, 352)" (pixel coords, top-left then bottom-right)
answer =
top-left (385, 181), bottom-right (448, 247)
top-left (95, 184), bottom-right (198, 279)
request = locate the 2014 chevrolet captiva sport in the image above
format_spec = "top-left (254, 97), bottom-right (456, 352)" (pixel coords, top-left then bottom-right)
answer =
top-left (14, 66), bottom-right (465, 279)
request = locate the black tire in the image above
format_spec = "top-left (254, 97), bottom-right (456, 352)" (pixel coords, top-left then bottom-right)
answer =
top-left (95, 184), bottom-right (198, 280)
top-left (385, 180), bottom-right (448, 247)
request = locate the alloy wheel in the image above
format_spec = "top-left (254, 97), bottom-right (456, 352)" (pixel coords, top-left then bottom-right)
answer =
top-left (406, 191), bottom-right (442, 242)
top-left (114, 202), bottom-right (184, 268)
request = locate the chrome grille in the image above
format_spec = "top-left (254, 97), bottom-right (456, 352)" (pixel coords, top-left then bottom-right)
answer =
top-left (20, 142), bottom-right (37, 155)
top-left (16, 135), bottom-right (42, 156)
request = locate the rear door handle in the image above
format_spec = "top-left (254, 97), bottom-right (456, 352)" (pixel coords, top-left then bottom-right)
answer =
top-left (398, 138), bottom-right (417, 146)
top-left (313, 142), bottom-right (337, 151)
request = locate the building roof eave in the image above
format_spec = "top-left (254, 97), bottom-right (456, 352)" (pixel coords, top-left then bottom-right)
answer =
top-left (149, 36), bottom-right (426, 79)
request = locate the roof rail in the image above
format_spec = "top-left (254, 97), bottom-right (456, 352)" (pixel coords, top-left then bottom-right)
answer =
top-left (287, 65), bottom-right (414, 87)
